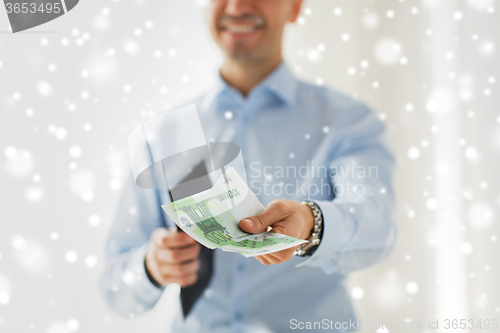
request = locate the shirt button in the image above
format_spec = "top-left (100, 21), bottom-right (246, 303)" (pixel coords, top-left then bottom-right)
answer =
top-left (237, 262), bottom-right (244, 272)
top-left (235, 311), bottom-right (243, 321)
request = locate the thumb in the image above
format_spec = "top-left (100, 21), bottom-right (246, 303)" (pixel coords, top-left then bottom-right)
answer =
top-left (239, 200), bottom-right (291, 234)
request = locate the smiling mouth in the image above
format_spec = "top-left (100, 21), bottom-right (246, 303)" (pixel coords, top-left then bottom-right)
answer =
top-left (222, 24), bottom-right (259, 33)
top-left (218, 16), bottom-right (265, 34)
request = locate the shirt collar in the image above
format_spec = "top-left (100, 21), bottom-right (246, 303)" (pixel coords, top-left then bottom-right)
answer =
top-left (202, 61), bottom-right (298, 111)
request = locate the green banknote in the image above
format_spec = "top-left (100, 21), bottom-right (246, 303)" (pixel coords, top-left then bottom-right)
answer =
top-left (161, 167), bottom-right (307, 257)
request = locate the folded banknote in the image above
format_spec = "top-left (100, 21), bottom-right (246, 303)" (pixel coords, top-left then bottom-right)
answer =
top-left (161, 167), bottom-right (307, 257)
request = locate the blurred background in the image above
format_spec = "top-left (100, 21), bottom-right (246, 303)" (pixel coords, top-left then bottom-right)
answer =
top-left (0, 0), bottom-right (499, 332)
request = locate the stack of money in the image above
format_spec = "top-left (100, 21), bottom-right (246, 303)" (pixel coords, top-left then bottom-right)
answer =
top-left (161, 167), bottom-right (307, 257)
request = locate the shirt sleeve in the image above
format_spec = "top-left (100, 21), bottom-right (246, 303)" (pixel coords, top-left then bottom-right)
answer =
top-left (100, 172), bottom-right (170, 317)
top-left (296, 104), bottom-right (397, 275)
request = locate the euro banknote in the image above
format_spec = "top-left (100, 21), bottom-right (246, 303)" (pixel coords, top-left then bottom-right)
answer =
top-left (161, 167), bottom-right (307, 257)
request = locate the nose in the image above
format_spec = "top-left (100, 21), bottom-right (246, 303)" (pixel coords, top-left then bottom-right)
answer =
top-left (225, 0), bottom-right (253, 17)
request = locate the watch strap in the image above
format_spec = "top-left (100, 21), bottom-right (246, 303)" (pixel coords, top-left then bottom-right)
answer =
top-left (294, 201), bottom-right (324, 257)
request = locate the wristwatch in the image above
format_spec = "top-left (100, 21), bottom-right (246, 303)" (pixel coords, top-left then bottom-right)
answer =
top-left (294, 201), bottom-right (324, 257)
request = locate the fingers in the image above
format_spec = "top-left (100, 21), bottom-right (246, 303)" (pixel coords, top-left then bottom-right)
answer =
top-left (255, 247), bottom-right (297, 266)
top-left (154, 243), bottom-right (201, 264)
top-left (270, 248), bottom-right (296, 262)
top-left (146, 240), bottom-right (201, 287)
top-left (239, 200), bottom-right (292, 234)
top-left (263, 254), bottom-right (283, 265)
top-left (146, 227), bottom-right (203, 288)
top-left (255, 255), bottom-right (272, 265)
top-left (156, 272), bottom-right (199, 288)
top-left (154, 253), bottom-right (200, 287)
top-left (151, 228), bottom-right (196, 249)
top-left (159, 259), bottom-right (200, 277)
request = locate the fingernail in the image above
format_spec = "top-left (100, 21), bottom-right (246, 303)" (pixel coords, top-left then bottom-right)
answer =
top-left (242, 219), bottom-right (254, 228)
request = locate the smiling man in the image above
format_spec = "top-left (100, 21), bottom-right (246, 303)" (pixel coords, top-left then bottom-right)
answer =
top-left (101, 0), bottom-right (397, 332)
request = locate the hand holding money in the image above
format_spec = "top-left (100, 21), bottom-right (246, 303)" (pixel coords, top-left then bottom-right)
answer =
top-left (145, 228), bottom-right (201, 287)
top-left (161, 167), bottom-right (308, 260)
top-left (239, 199), bottom-right (315, 265)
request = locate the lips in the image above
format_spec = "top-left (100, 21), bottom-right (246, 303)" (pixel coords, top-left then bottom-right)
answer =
top-left (223, 24), bottom-right (258, 33)
top-left (218, 16), bottom-right (264, 35)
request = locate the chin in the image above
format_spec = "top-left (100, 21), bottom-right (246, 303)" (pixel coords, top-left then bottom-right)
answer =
top-left (224, 48), bottom-right (259, 62)
top-left (221, 40), bottom-right (260, 58)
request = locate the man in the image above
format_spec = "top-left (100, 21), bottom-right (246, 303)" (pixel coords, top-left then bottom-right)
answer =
top-left (101, 0), bottom-right (397, 332)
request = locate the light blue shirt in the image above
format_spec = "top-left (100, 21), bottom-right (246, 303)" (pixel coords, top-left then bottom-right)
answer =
top-left (100, 62), bottom-right (397, 333)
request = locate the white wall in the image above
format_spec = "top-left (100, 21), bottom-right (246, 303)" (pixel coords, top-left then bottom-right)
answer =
top-left (287, 1), bottom-right (499, 332)
top-left (0, 0), bottom-right (498, 332)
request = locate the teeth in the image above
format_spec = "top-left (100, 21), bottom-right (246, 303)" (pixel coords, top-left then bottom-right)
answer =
top-left (226, 25), bottom-right (255, 33)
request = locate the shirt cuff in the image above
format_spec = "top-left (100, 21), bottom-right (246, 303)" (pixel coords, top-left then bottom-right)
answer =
top-left (127, 242), bottom-right (165, 304)
top-left (294, 200), bottom-right (352, 274)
